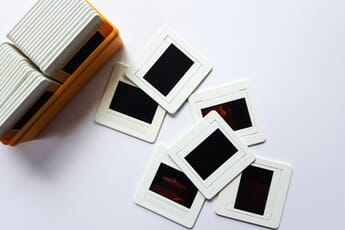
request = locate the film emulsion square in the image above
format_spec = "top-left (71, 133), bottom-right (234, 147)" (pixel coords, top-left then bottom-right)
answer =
top-left (149, 163), bottom-right (198, 209)
top-left (201, 98), bottom-right (252, 131)
top-left (143, 44), bottom-right (194, 96)
top-left (109, 81), bottom-right (158, 124)
top-left (234, 165), bottom-right (273, 215)
top-left (185, 129), bottom-right (238, 180)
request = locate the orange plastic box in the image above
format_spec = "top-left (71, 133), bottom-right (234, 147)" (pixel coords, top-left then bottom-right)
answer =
top-left (0, 1), bottom-right (123, 146)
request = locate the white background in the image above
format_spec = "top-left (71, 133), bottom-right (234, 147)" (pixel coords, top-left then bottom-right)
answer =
top-left (0, 0), bottom-right (345, 229)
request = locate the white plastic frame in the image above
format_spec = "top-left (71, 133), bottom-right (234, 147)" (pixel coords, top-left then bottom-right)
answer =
top-left (168, 111), bottom-right (255, 199)
top-left (189, 79), bottom-right (266, 146)
top-left (135, 145), bottom-right (205, 228)
top-left (95, 63), bottom-right (166, 143)
top-left (126, 26), bottom-right (212, 114)
top-left (216, 158), bottom-right (292, 229)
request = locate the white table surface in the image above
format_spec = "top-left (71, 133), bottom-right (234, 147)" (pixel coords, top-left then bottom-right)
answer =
top-left (1, 0), bottom-right (345, 229)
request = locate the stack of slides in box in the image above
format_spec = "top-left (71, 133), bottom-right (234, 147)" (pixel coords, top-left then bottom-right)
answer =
top-left (0, 0), bottom-right (122, 146)
top-left (0, 44), bottom-right (60, 137)
top-left (7, 0), bottom-right (104, 82)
